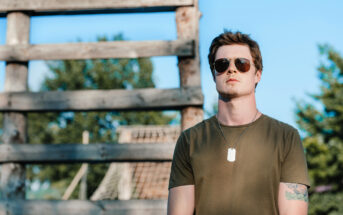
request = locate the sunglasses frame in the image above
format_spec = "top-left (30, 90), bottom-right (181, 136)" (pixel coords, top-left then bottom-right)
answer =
top-left (213, 58), bottom-right (251, 74)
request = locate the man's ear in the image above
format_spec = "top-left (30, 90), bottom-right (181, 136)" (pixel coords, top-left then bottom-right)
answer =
top-left (255, 70), bottom-right (262, 84)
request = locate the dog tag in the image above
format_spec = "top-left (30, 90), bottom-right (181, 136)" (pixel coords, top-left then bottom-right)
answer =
top-left (227, 148), bottom-right (236, 162)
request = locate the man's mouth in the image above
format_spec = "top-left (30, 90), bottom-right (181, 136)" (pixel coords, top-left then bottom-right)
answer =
top-left (227, 78), bottom-right (239, 82)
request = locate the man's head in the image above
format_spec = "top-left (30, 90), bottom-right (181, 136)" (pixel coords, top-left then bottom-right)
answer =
top-left (208, 31), bottom-right (263, 99)
top-left (208, 30), bottom-right (263, 82)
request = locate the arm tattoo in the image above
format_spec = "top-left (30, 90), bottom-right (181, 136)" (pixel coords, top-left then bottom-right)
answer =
top-left (284, 183), bottom-right (308, 202)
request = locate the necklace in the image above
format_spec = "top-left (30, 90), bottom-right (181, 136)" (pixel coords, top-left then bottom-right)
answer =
top-left (216, 110), bottom-right (259, 162)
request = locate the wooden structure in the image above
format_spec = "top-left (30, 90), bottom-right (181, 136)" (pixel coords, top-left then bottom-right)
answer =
top-left (91, 125), bottom-right (181, 200)
top-left (0, 0), bottom-right (203, 214)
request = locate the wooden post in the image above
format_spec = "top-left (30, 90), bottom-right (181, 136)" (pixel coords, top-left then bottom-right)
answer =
top-left (0, 12), bottom-right (30, 199)
top-left (117, 130), bottom-right (132, 200)
top-left (79, 131), bottom-right (89, 200)
top-left (176, 1), bottom-right (203, 130)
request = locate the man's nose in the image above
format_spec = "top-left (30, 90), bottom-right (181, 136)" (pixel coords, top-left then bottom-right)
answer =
top-left (227, 61), bottom-right (237, 74)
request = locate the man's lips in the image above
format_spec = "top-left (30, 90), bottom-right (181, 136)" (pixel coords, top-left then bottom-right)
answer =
top-left (226, 78), bottom-right (239, 82)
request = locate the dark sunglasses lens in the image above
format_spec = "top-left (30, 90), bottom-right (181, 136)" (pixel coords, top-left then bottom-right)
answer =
top-left (235, 58), bottom-right (250, 72)
top-left (214, 59), bottom-right (230, 73)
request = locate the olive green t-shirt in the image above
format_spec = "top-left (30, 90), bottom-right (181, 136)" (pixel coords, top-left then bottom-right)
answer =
top-left (169, 114), bottom-right (310, 215)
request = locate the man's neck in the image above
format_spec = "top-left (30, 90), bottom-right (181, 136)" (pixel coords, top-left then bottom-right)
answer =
top-left (217, 93), bottom-right (260, 126)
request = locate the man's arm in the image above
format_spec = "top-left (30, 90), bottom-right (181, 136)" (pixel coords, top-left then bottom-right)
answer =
top-left (278, 182), bottom-right (308, 215)
top-left (167, 185), bottom-right (195, 215)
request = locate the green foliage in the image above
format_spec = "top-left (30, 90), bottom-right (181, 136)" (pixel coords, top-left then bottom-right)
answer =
top-left (26, 34), bottom-right (176, 199)
top-left (309, 192), bottom-right (343, 215)
top-left (295, 45), bottom-right (343, 214)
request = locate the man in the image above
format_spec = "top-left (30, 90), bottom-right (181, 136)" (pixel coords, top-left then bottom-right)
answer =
top-left (168, 31), bottom-right (310, 215)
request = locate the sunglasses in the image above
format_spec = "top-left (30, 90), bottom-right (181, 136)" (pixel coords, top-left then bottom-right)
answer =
top-left (213, 58), bottom-right (251, 73)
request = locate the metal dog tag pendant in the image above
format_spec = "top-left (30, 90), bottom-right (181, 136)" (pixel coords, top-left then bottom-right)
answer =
top-left (227, 148), bottom-right (236, 162)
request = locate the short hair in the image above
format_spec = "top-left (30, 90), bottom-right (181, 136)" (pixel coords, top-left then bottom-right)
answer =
top-left (208, 30), bottom-right (263, 80)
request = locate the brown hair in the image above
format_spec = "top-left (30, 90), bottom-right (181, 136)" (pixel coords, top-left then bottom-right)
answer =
top-left (208, 30), bottom-right (263, 80)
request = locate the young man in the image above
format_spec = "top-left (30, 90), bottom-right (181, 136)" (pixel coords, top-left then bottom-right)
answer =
top-left (168, 31), bottom-right (310, 215)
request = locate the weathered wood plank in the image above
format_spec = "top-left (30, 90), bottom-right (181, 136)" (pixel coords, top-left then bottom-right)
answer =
top-left (0, 143), bottom-right (175, 164)
top-left (0, 87), bottom-right (203, 112)
top-left (0, 39), bottom-right (194, 61)
top-left (0, 200), bottom-right (167, 215)
top-left (0, 12), bottom-right (30, 200)
top-left (0, 0), bottom-right (193, 16)
top-left (176, 4), bottom-right (203, 130)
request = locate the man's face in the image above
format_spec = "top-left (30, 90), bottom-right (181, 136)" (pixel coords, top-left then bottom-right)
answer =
top-left (214, 44), bottom-right (261, 99)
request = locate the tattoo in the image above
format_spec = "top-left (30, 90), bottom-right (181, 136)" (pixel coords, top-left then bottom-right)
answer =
top-left (284, 183), bottom-right (308, 202)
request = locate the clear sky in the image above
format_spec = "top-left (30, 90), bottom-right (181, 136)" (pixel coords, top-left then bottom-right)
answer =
top-left (0, 0), bottom-right (342, 129)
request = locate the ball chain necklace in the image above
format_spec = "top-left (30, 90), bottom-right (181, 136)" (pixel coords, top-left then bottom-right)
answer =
top-left (216, 109), bottom-right (259, 162)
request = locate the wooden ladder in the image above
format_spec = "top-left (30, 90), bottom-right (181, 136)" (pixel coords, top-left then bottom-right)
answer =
top-left (0, 1), bottom-right (203, 214)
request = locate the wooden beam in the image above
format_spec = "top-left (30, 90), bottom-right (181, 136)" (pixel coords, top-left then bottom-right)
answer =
top-left (0, 39), bottom-right (194, 61)
top-left (0, 0), bottom-right (194, 16)
top-left (176, 4), bottom-right (203, 130)
top-left (0, 143), bottom-right (175, 164)
top-left (0, 87), bottom-right (202, 112)
top-left (0, 200), bottom-right (167, 215)
top-left (0, 12), bottom-right (30, 200)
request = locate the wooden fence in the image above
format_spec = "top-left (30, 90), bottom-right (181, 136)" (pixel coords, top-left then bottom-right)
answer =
top-left (0, 0), bottom-right (203, 214)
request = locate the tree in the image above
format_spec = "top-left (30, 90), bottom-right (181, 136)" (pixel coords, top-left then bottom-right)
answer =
top-left (295, 45), bottom-right (343, 215)
top-left (26, 34), bottom-right (176, 199)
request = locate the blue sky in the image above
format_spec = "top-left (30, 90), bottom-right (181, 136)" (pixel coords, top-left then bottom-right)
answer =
top-left (0, 0), bottom-right (342, 130)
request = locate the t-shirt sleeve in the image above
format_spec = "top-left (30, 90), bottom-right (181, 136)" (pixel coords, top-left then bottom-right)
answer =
top-left (280, 129), bottom-right (310, 187)
top-left (168, 132), bottom-right (194, 189)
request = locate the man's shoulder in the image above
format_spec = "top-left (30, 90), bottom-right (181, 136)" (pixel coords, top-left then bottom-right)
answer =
top-left (182, 116), bottom-right (215, 138)
top-left (262, 114), bottom-right (299, 135)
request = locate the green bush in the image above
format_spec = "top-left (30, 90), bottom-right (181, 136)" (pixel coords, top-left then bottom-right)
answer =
top-left (309, 192), bottom-right (343, 215)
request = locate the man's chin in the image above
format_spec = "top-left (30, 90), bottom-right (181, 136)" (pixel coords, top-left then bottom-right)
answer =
top-left (218, 92), bottom-right (239, 101)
